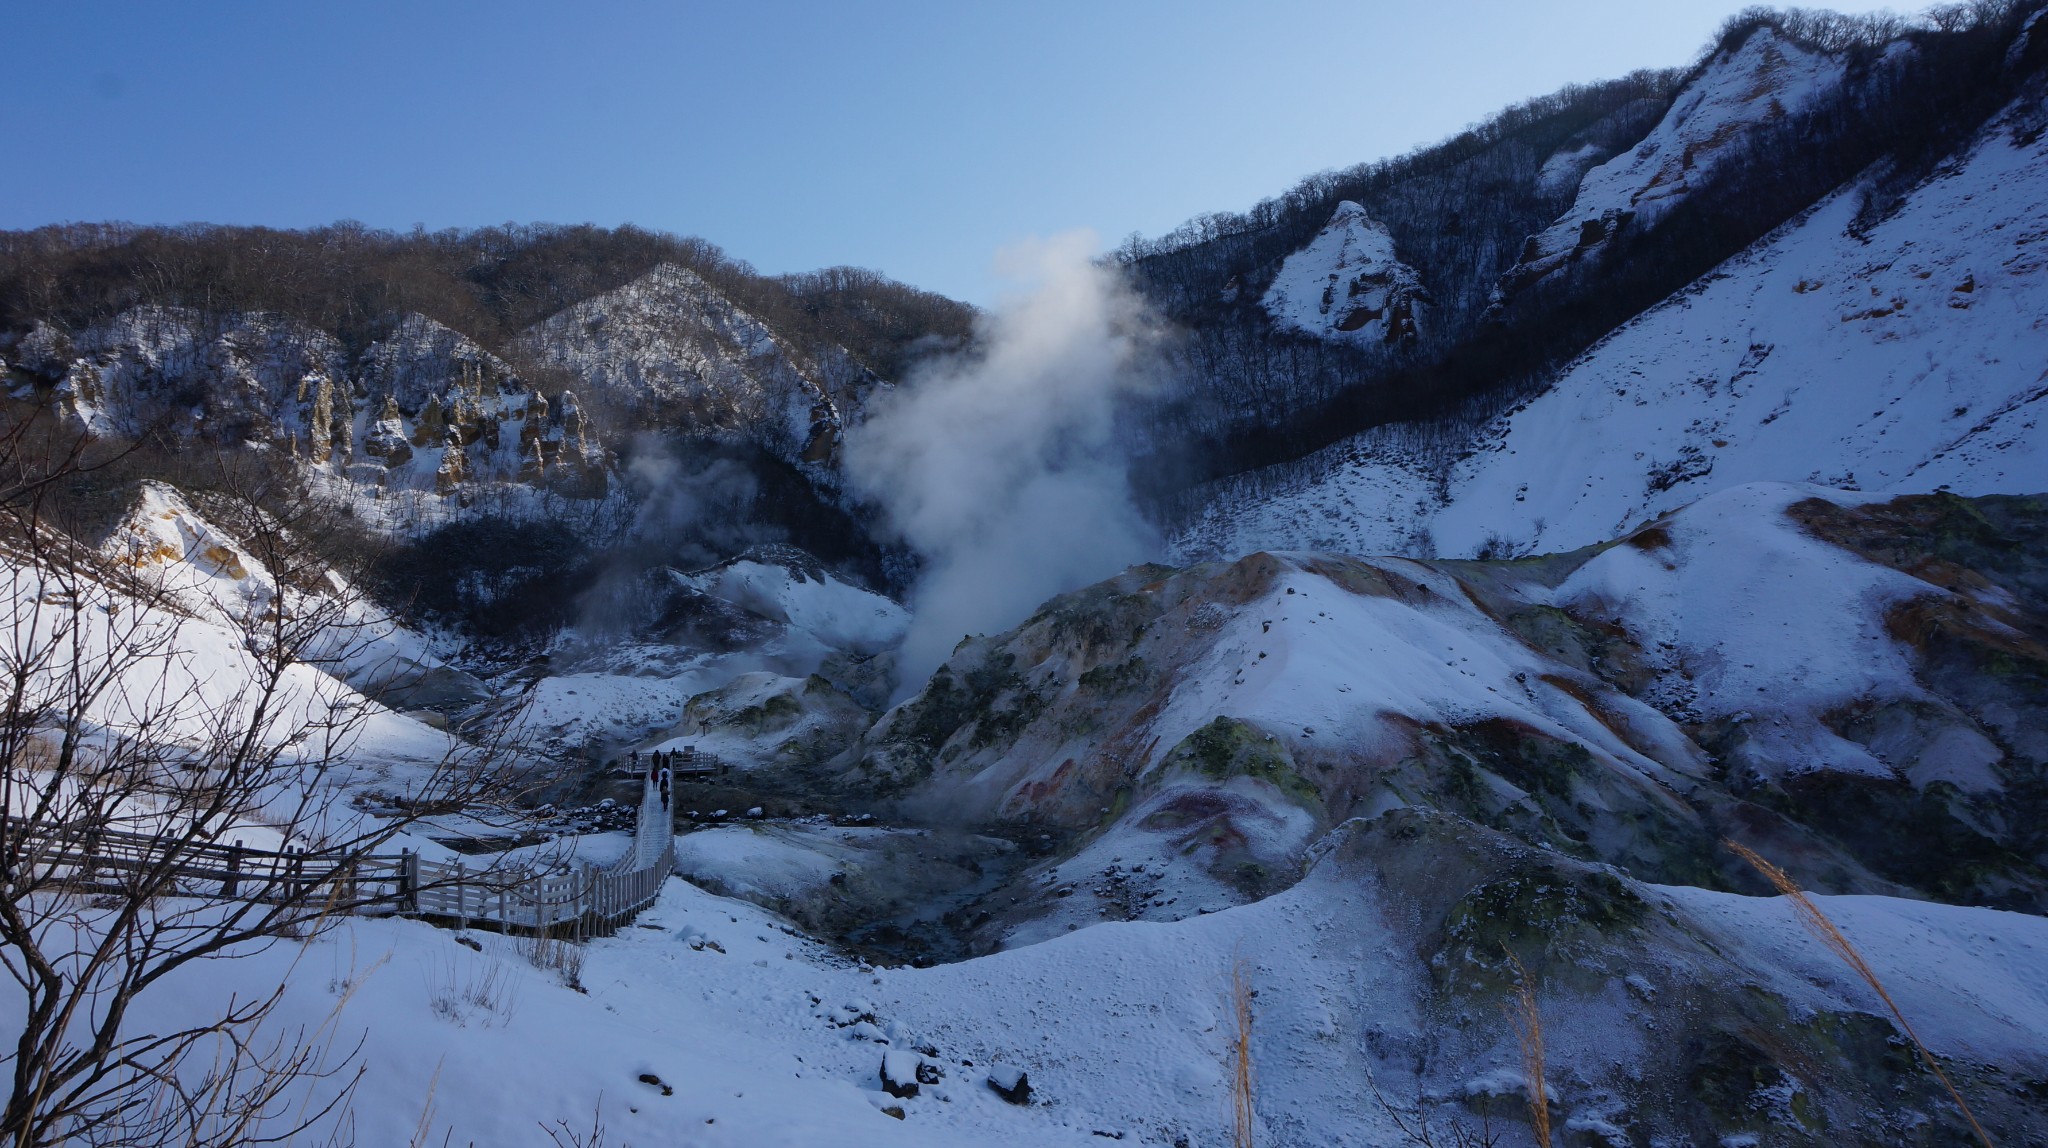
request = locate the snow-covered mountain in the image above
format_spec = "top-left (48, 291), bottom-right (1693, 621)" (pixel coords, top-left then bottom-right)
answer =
top-left (1178, 82), bottom-right (2048, 561)
top-left (8, 8), bottom-right (2048, 1146)
top-left (861, 484), bottom-right (2048, 924)
top-left (0, 238), bottom-right (956, 567)
top-left (516, 263), bottom-right (873, 469)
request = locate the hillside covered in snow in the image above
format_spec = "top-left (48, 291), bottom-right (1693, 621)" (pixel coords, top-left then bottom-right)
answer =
top-left (1177, 18), bottom-right (2048, 563)
top-left (5, 4), bottom-right (2048, 1147)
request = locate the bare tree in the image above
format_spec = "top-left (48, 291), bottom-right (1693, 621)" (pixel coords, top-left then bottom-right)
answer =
top-left (0, 415), bottom-right (518, 1147)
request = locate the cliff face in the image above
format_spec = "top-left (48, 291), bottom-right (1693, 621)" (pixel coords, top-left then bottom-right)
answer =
top-left (0, 261), bottom-right (900, 530)
top-left (1491, 27), bottom-right (1851, 306)
top-left (1259, 202), bottom-right (1429, 345)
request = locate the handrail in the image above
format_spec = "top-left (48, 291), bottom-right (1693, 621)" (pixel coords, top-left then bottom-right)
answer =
top-left (1, 762), bottom-right (679, 934)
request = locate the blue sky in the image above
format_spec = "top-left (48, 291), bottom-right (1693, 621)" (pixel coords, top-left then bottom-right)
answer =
top-left (2, 1), bottom-right (1901, 303)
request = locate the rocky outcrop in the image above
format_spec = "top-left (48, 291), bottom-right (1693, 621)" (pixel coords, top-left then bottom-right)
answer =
top-left (356, 313), bottom-right (516, 413)
top-left (363, 396), bottom-right (413, 466)
top-left (514, 264), bottom-right (858, 468)
top-left (303, 374), bottom-right (339, 464)
top-left (410, 395), bottom-right (446, 448)
top-left (1261, 202), bottom-right (1428, 345)
top-left (1491, 27), bottom-right (1849, 307)
top-left (434, 434), bottom-right (469, 494)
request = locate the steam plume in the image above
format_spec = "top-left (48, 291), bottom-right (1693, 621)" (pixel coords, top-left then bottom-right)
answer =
top-left (845, 232), bottom-right (1163, 694)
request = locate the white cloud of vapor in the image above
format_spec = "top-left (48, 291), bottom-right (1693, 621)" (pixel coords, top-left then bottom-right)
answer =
top-left (845, 232), bottom-right (1164, 695)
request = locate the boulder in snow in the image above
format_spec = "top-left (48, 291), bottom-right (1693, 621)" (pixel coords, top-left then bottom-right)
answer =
top-left (880, 1050), bottom-right (923, 1099)
top-left (986, 1063), bottom-right (1030, 1105)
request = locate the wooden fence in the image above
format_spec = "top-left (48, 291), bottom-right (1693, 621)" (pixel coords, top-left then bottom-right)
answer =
top-left (618, 745), bottom-right (723, 779)
top-left (2, 763), bottom-right (680, 936)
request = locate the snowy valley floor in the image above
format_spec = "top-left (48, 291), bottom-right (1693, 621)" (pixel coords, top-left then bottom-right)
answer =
top-left (166, 823), bottom-right (2048, 1148)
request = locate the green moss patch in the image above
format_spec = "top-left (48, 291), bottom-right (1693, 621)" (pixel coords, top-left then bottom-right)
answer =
top-left (1160, 716), bottom-right (1321, 809)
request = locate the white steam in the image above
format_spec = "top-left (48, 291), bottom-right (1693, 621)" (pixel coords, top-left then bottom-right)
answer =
top-left (845, 232), bottom-right (1164, 694)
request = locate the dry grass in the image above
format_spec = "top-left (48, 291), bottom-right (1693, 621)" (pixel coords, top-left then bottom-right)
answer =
top-left (1725, 839), bottom-right (1995, 1148)
top-left (1229, 956), bottom-right (1256, 1148)
top-left (407, 1059), bottom-right (445, 1148)
top-left (521, 929), bottom-right (587, 992)
top-left (424, 955), bottom-right (518, 1029)
top-left (1501, 951), bottom-right (1551, 1148)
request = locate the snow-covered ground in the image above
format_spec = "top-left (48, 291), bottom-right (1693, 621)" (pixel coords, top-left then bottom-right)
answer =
top-left (1549, 482), bottom-right (1975, 781)
top-left (51, 832), bottom-right (2047, 1147)
top-left (1179, 87), bottom-right (2048, 562)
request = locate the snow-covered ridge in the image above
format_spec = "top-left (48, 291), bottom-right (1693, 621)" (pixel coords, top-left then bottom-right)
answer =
top-left (1501, 27), bottom-right (1849, 297)
top-left (356, 312), bottom-right (517, 412)
top-left (98, 480), bottom-right (480, 714)
top-left (516, 263), bottom-right (854, 465)
top-left (15, 494), bottom-right (454, 767)
top-left (11, 307), bottom-right (346, 440)
top-left (679, 546), bottom-right (909, 656)
top-left (1179, 88), bottom-right (2048, 562)
top-left (1260, 201), bottom-right (1427, 344)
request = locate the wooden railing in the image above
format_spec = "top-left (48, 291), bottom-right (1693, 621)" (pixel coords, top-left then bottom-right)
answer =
top-left (621, 746), bottom-right (723, 778)
top-left (0, 818), bottom-right (413, 907)
top-left (1, 764), bottom-right (680, 936)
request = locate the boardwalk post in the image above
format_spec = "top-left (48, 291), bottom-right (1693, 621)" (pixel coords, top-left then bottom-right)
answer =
top-left (222, 840), bottom-right (242, 898)
top-left (455, 859), bottom-right (467, 931)
top-left (400, 849), bottom-right (418, 913)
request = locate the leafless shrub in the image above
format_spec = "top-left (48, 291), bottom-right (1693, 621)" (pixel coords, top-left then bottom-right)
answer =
top-left (540, 1097), bottom-right (613, 1148)
top-left (0, 413), bottom-right (527, 1146)
top-left (1365, 1069), bottom-right (1500, 1148)
top-left (423, 955), bottom-right (517, 1029)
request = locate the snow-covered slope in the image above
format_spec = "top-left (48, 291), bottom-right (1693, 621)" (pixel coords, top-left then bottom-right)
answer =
top-left (679, 545), bottom-right (910, 657)
top-left (517, 263), bottom-right (861, 464)
top-left (1260, 201), bottom-right (1427, 344)
top-left (1549, 482), bottom-right (1992, 783)
top-left (100, 481), bottom-right (485, 712)
top-left (863, 483), bottom-right (2048, 942)
top-left (1180, 89), bottom-right (2048, 561)
top-left (1499, 26), bottom-right (1849, 299)
top-left (75, 811), bottom-right (2048, 1147)
top-left (504, 546), bottom-right (906, 760)
top-left (12, 540), bottom-right (452, 772)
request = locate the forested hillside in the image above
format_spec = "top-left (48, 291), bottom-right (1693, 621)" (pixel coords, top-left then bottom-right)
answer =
top-left (1122, 5), bottom-right (2045, 504)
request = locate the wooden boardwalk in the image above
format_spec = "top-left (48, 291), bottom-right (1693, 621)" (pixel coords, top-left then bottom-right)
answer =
top-left (5, 763), bottom-right (681, 936)
top-left (613, 745), bottom-right (723, 780)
